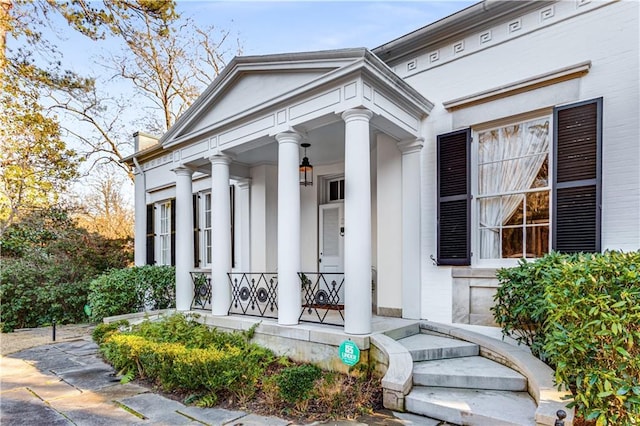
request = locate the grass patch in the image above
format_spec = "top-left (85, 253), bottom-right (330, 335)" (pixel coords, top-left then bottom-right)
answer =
top-left (94, 314), bottom-right (381, 422)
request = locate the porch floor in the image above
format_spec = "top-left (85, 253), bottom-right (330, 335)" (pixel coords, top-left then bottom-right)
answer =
top-left (188, 309), bottom-right (420, 349)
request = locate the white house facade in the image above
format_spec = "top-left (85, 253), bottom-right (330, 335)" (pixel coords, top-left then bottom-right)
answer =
top-left (124, 0), bottom-right (640, 334)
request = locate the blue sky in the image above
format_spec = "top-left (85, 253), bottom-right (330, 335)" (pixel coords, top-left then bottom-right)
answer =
top-left (17, 0), bottom-right (475, 196)
top-left (46, 1), bottom-right (476, 76)
top-left (177, 1), bottom-right (476, 55)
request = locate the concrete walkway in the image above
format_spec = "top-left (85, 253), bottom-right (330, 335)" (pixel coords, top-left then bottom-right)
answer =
top-left (0, 337), bottom-right (436, 426)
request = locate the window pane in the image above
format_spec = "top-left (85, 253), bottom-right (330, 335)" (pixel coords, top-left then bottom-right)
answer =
top-left (478, 129), bottom-right (499, 164)
top-left (339, 179), bottom-right (345, 199)
top-left (478, 163), bottom-right (500, 195)
top-left (479, 197), bottom-right (501, 227)
top-left (502, 227), bottom-right (523, 258)
top-left (526, 191), bottom-right (549, 224)
top-left (476, 116), bottom-right (550, 260)
top-left (527, 226), bottom-right (549, 258)
top-left (531, 156), bottom-right (549, 188)
top-left (205, 230), bottom-right (212, 264)
top-left (503, 194), bottom-right (524, 227)
top-left (204, 194), bottom-right (211, 227)
top-left (479, 228), bottom-right (500, 259)
top-left (329, 181), bottom-right (339, 201)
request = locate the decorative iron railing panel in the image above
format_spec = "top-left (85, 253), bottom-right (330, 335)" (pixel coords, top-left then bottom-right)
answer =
top-left (190, 272), bottom-right (212, 310)
top-left (298, 272), bottom-right (344, 326)
top-left (228, 272), bottom-right (278, 319)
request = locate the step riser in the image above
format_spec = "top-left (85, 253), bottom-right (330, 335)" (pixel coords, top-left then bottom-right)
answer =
top-left (409, 345), bottom-right (479, 362)
top-left (405, 398), bottom-right (524, 426)
top-left (413, 373), bottom-right (526, 391)
top-left (406, 387), bottom-right (536, 426)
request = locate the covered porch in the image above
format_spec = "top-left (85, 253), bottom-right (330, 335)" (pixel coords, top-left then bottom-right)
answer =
top-left (133, 48), bottom-right (433, 335)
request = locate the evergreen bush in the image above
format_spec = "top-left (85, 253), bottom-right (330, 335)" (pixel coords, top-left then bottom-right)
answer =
top-left (88, 265), bottom-right (175, 321)
top-left (0, 207), bottom-right (131, 332)
top-left (493, 250), bottom-right (640, 424)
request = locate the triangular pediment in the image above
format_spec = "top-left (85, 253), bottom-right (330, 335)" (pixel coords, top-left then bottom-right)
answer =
top-left (180, 69), bottom-right (331, 137)
top-left (159, 48), bottom-right (433, 150)
top-left (163, 49), bottom-right (371, 147)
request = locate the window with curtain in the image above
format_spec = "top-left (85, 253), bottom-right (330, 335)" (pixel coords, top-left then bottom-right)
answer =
top-left (158, 201), bottom-right (172, 265)
top-left (477, 117), bottom-right (550, 259)
top-left (202, 192), bottom-right (213, 266)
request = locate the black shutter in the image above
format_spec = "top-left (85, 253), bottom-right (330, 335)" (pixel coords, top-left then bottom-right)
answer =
top-left (437, 129), bottom-right (471, 265)
top-left (170, 198), bottom-right (176, 266)
top-left (553, 98), bottom-right (602, 253)
top-left (193, 194), bottom-right (199, 268)
top-left (146, 204), bottom-right (155, 265)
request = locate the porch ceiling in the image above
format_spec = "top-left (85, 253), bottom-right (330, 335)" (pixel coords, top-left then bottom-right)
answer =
top-left (230, 121), bottom-right (345, 166)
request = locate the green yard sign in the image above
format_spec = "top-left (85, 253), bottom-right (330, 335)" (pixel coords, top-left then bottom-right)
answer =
top-left (338, 340), bottom-right (360, 366)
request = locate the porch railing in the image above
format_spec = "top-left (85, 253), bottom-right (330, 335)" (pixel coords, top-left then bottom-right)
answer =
top-left (190, 272), bottom-right (212, 310)
top-left (228, 272), bottom-right (278, 319)
top-left (298, 272), bottom-right (344, 326)
top-left (190, 271), bottom-right (345, 326)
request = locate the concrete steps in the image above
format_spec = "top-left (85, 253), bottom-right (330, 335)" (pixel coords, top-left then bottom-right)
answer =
top-left (398, 334), bottom-right (479, 361)
top-left (412, 356), bottom-right (527, 391)
top-left (406, 387), bottom-right (537, 426)
top-left (397, 333), bottom-right (536, 426)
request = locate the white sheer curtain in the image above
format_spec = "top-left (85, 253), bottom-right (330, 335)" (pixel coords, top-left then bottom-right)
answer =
top-left (478, 119), bottom-right (549, 259)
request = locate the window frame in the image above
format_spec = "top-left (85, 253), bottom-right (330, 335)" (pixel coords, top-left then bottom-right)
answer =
top-left (471, 114), bottom-right (553, 267)
top-left (325, 176), bottom-right (345, 203)
top-left (156, 200), bottom-right (173, 266)
top-left (200, 192), bottom-right (213, 267)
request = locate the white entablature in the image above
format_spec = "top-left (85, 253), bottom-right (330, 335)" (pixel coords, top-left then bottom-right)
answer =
top-left (159, 48), bottom-right (433, 163)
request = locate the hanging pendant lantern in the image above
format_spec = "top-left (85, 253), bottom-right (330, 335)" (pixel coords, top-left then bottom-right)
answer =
top-left (299, 143), bottom-right (313, 186)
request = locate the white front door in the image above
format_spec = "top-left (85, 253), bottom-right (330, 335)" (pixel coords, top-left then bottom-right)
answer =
top-left (319, 203), bottom-right (344, 273)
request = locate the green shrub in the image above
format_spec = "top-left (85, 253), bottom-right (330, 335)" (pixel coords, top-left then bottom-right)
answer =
top-left (492, 252), bottom-right (567, 359)
top-left (0, 257), bottom-right (91, 332)
top-left (275, 364), bottom-right (322, 403)
top-left (92, 320), bottom-right (130, 345)
top-left (96, 314), bottom-right (382, 421)
top-left (543, 251), bottom-right (640, 424)
top-left (88, 266), bottom-right (175, 321)
top-left (99, 314), bottom-right (274, 401)
top-left (0, 207), bottom-right (132, 332)
top-left (494, 250), bottom-right (640, 424)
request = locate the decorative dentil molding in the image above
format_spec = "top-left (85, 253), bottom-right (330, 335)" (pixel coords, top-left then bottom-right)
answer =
top-left (393, 0), bottom-right (614, 79)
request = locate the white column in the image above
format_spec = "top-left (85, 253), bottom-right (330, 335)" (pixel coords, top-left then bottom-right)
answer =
top-left (174, 167), bottom-right (194, 311)
top-left (398, 138), bottom-right (424, 319)
top-left (275, 131), bottom-right (302, 325)
top-left (342, 108), bottom-right (374, 335)
top-left (133, 165), bottom-right (147, 266)
top-left (237, 179), bottom-right (251, 271)
top-left (210, 155), bottom-right (232, 315)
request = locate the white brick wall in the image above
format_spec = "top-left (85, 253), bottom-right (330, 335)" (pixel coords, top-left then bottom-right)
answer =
top-left (405, 0), bottom-right (640, 323)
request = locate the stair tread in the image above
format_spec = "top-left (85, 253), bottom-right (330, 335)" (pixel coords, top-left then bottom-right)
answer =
top-left (398, 334), bottom-right (479, 361)
top-left (407, 386), bottom-right (536, 426)
top-left (413, 356), bottom-right (527, 391)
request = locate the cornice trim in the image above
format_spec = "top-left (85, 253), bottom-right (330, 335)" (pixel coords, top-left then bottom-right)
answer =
top-left (442, 60), bottom-right (591, 111)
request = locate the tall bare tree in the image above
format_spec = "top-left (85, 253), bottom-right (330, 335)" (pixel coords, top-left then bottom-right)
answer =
top-left (43, 4), bottom-right (241, 182)
top-left (0, 0), bottom-right (175, 230)
top-left (74, 169), bottom-right (134, 240)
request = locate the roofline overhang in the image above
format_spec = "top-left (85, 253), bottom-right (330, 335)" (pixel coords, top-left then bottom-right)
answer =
top-left (158, 47), bottom-right (433, 151)
top-left (372, 0), bottom-right (555, 64)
